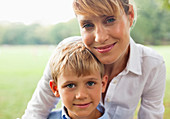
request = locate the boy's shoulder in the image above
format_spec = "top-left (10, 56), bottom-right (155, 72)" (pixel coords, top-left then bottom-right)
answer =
top-left (97, 103), bottom-right (109, 119)
top-left (47, 106), bottom-right (71, 119)
top-left (47, 109), bottom-right (63, 119)
top-left (48, 104), bottom-right (109, 119)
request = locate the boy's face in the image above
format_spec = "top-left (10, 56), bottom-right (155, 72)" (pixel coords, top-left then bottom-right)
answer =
top-left (50, 71), bottom-right (107, 118)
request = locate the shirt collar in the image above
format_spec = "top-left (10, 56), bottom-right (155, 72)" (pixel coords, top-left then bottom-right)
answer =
top-left (126, 37), bottom-right (142, 75)
top-left (97, 103), bottom-right (109, 119)
top-left (61, 103), bottom-right (108, 119)
top-left (61, 105), bottom-right (70, 119)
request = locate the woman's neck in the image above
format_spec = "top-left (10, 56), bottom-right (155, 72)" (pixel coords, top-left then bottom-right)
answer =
top-left (105, 45), bottom-right (130, 81)
top-left (102, 46), bottom-right (130, 103)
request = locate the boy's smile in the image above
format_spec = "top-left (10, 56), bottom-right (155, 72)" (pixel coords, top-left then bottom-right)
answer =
top-left (52, 69), bottom-right (107, 119)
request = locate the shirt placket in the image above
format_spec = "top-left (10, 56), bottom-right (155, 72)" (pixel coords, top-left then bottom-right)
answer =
top-left (105, 77), bottom-right (119, 105)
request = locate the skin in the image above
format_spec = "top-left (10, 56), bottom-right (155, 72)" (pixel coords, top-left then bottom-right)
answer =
top-left (77, 5), bottom-right (134, 80)
top-left (50, 71), bottom-right (108, 119)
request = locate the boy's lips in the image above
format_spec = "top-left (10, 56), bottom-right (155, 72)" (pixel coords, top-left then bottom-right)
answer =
top-left (73, 102), bottom-right (92, 108)
top-left (94, 42), bottom-right (117, 53)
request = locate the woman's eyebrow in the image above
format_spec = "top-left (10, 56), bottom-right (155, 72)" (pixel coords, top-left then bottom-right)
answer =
top-left (80, 19), bottom-right (92, 23)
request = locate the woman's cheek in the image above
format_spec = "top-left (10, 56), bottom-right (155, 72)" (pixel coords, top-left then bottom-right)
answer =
top-left (82, 34), bottom-right (94, 47)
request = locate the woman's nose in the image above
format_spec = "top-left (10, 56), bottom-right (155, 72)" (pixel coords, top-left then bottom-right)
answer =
top-left (95, 25), bottom-right (108, 43)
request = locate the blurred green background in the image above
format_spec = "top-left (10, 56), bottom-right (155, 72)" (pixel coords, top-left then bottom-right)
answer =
top-left (0, 0), bottom-right (170, 45)
top-left (0, 0), bottom-right (170, 119)
top-left (0, 45), bottom-right (169, 119)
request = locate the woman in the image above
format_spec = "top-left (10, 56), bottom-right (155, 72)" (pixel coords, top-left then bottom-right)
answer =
top-left (22, 0), bottom-right (166, 119)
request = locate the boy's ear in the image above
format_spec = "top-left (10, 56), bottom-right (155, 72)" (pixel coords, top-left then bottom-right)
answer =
top-left (128, 4), bottom-right (135, 27)
top-left (49, 80), bottom-right (60, 97)
top-left (101, 75), bottom-right (108, 93)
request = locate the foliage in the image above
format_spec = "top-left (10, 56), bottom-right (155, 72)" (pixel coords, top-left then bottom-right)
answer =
top-left (131, 0), bottom-right (170, 45)
top-left (0, 19), bottom-right (80, 45)
top-left (49, 19), bottom-right (80, 44)
top-left (0, 0), bottom-right (169, 45)
top-left (162, 0), bottom-right (170, 10)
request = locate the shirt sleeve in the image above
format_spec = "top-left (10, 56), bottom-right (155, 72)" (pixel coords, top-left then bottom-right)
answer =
top-left (21, 58), bottom-right (60, 119)
top-left (138, 62), bottom-right (166, 119)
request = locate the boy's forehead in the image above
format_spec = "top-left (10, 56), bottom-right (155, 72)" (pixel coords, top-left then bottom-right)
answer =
top-left (60, 70), bottom-right (102, 81)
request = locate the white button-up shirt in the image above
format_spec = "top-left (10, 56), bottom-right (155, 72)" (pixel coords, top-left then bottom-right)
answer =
top-left (22, 36), bottom-right (166, 119)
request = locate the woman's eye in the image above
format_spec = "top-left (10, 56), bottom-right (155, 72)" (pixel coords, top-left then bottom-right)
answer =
top-left (87, 81), bottom-right (95, 86)
top-left (82, 23), bottom-right (94, 28)
top-left (106, 17), bottom-right (115, 24)
top-left (66, 84), bottom-right (75, 88)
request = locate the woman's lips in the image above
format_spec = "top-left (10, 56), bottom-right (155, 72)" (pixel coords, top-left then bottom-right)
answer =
top-left (95, 42), bottom-right (117, 53)
top-left (73, 102), bottom-right (91, 108)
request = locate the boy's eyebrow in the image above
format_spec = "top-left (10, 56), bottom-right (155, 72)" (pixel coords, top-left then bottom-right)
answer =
top-left (85, 77), bottom-right (100, 81)
top-left (63, 78), bottom-right (100, 84)
top-left (62, 81), bottom-right (75, 84)
top-left (88, 78), bottom-right (99, 80)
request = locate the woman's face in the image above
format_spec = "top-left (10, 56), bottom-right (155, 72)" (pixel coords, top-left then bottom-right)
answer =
top-left (77, 9), bottom-right (134, 65)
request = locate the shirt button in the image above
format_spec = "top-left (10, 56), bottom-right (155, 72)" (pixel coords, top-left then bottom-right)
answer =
top-left (113, 80), bottom-right (117, 84)
top-left (106, 98), bottom-right (110, 102)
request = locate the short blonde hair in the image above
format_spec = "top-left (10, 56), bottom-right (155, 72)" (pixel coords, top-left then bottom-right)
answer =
top-left (73, 0), bottom-right (130, 17)
top-left (73, 0), bottom-right (137, 28)
top-left (50, 37), bottom-right (104, 83)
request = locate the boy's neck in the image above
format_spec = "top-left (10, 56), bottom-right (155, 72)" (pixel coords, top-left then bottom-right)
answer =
top-left (66, 107), bottom-right (102, 119)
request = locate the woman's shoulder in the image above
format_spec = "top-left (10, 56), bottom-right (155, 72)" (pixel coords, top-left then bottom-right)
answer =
top-left (136, 43), bottom-right (164, 65)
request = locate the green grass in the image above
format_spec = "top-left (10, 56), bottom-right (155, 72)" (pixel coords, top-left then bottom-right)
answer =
top-left (0, 45), bottom-right (169, 119)
top-left (151, 46), bottom-right (170, 119)
top-left (0, 45), bottom-right (55, 119)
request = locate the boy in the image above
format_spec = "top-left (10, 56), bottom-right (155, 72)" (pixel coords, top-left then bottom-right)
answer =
top-left (48, 38), bottom-right (109, 119)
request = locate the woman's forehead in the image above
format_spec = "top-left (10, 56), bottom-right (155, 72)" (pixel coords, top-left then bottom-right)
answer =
top-left (73, 0), bottom-right (123, 17)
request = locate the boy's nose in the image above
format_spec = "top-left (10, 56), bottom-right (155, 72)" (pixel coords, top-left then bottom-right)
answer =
top-left (75, 87), bottom-right (88, 99)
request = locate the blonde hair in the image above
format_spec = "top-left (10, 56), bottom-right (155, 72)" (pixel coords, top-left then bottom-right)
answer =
top-left (50, 37), bottom-right (104, 83)
top-left (73, 0), bottom-right (130, 17)
top-left (73, 0), bottom-right (137, 27)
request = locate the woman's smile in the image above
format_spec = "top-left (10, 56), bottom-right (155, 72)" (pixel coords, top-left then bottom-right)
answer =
top-left (94, 42), bottom-right (117, 53)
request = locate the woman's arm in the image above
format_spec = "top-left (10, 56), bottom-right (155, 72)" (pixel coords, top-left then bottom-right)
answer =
top-left (21, 59), bottom-right (60, 119)
top-left (138, 62), bottom-right (166, 119)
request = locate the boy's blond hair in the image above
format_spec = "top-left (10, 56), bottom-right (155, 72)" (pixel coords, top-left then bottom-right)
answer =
top-left (50, 38), bottom-right (104, 83)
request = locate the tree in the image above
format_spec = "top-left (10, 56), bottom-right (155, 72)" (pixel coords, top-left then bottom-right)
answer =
top-left (131, 0), bottom-right (170, 45)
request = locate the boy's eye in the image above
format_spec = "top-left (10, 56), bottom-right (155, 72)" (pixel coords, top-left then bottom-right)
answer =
top-left (66, 84), bottom-right (75, 88)
top-left (87, 81), bottom-right (95, 86)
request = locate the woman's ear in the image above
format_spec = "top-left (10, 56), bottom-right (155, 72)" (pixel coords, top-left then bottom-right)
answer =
top-left (128, 4), bottom-right (135, 27)
top-left (101, 75), bottom-right (108, 93)
top-left (49, 80), bottom-right (60, 97)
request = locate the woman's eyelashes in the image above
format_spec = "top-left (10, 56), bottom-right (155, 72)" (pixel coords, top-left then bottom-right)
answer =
top-left (82, 23), bottom-right (94, 29)
top-left (81, 16), bottom-right (115, 30)
top-left (105, 16), bottom-right (116, 24)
